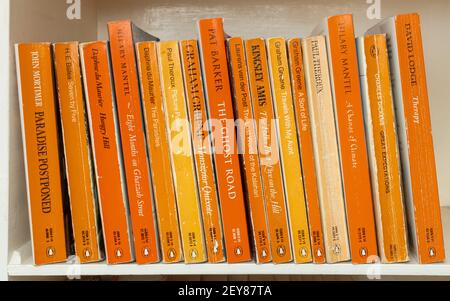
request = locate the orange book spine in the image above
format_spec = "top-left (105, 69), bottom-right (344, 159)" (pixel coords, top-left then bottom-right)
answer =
top-left (198, 18), bottom-right (251, 263)
top-left (358, 35), bottom-right (409, 263)
top-left (108, 21), bottom-right (160, 264)
top-left (326, 14), bottom-right (378, 263)
top-left (136, 41), bottom-right (183, 263)
top-left (395, 14), bottom-right (445, 263)
top-left (180, 39), bottom-right (226, 263)
top-left (245, 38), bottom-right (292, 263)
top-left (288, 38), bottom-right (326, 264)
top-left (15, 43), bottom-right (68, 265)
top-left (80, 41), bottom-right (134, 264)
top-left (267, 38), bottom-right (312, 263)
top-left (227, 37), bottom-right (272, 263)
top-left (158, 41), bottom-right (207, 264)
top-left (53, 42), bottom-right (103, 263)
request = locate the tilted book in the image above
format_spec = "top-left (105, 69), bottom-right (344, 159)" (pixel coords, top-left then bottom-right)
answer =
top-left (80, 41), bottom-right (134, 264)
top-left (288, 38), bottom-right (326, 264)
top-left (158, 41), bottom-right (207, 264)
top-left (267, 37), bottom-right (312, 263)
top-left (357, 34), bottom-right (409, 263)
top-left (246, 38), bottom-right (292, 264)
top-left (367, 13), bottom-right (445, 263)
top-left (53, 42), bottom-right (103, 264)
top-left (198, 18), bottom-right (251, 263)
top-left (108, 20), bottom-right (160, 264)
top-left (302, 36), bottom-right (350, 263)
top-left (313, 14), bottom-right (378, 263)
top-left (180, 39), bottom-right (226, 263)
top-left (228, 37), bottom-right (272, 264)
top-left (136, 41), bottom-right (183, 263)
top-left (15, 43), bottom-right (69, 265)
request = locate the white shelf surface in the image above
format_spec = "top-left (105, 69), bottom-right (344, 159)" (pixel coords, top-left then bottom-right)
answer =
top-left (7, 208), bottom-right (450, 277)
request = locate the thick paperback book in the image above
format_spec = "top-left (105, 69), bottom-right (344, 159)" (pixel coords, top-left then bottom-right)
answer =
top-left (288, 38), bottom-right (326, 264)
top-left (136, 41), bottom-right (183, 263)
top-left (302, 36), bottom-right (350, 263)
top-left (180, 39), bottom-right (226, 263)
top-left (53, 42), bottom-right (103, 264)
top-left (198, 18), bottom-right (251, 263)
top-left (313, 14), bottom-right (378, 263)
top-left (158, 41), bottom-right (207, 264)
top-left (357, 34), bottom-right (409, 263)
top-left (267, 37), bottom-right (312, 263)
top-left (246, 38), bottom-right (292, 264)
top-left (16, 43), bottom-right (69, 265)
top-left (228, 37), bottom-right (272, 264)
top-left (108, 20), bottom-right (160, 264)
top-left (367, 13), bottom-right (445, 263)
top-left (80, 41), bottom-right (134, 264)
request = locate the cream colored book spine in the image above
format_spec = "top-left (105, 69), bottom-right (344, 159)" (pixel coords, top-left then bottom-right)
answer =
top-left (301, 36), bottom-right (350, 263)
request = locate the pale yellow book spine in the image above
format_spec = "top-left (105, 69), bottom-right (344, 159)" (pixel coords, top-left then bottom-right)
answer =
top-left (302, 36), bottom-right (351, 263)
top-left (267, 38), bottom-right (312, 263)
top-left (158, 41), bottom-right (207, 264)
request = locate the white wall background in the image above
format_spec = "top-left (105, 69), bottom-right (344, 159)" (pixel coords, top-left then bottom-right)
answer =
top-left (1, 0), bottom-right (11, 281)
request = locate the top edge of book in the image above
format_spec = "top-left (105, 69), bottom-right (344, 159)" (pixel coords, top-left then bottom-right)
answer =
top-left (197, 17), bottom-right (224, 24)
top-left (302, 35), bottom-right (326, 41)
top-left (108, 20), bottom-right (159, 43)
top-left (375, 12), bottom-right (420, 23)
top-left (197, 18), bottom-right (231, 39)
top-left (366, 12), bottom-right (420, 33)
top-left (226, 37), bottom-right (243, 41)
top-left (107, 19), bottom-right (133, 25)
top-left (136, 41), bottom-right (157, 46)
top-left (311, 14), bottom-right (353, 35)
top-left (180, 39), bottom-right (198, 43)
top-left (366, 13), bottom-right (420, 32)
top-left (79, 40), bottom-right (109, 46)
top-left (159, 40), bottom-right (181, 44)
top-left (246, 37), bottom-right (265, 42)
top-left (52, 41), bottom-right (79, 46)
top-left (15, 42), bottom-right (52, 47)
top-left (358, 33), bottom-right (387, 39)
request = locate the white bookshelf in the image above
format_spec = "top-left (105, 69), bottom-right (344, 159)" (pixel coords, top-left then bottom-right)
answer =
top-left (2, 0), bottom-right (450, 280)
top-left (6, 209), bottom-right (450, 278)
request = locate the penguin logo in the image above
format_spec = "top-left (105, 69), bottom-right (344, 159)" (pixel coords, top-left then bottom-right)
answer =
top-left (429, 247), bottom-right (436, 257)
top-left (190, 249), bottom-right (198, 259)
top-left (277, 245), bottom-right (286, 257)
top-left (47, 247), bottom-right (56, 258)
top-left (142, 247), bottom-right (150, 257)
top-left (83, 248), bottom-right (92, 259)
top-left (316, 248), bottom-right (323, 258)
top-left (333, 244), bottom-right (341, 255)
top-left (234, 247), bottom-right (243, 257)
top-left (115, 248), bottom-right (123, 258)
top-left (168, 248), bottom-right (177, 260)
top-left (360, 247), bottom-right (368, 258)
top-left (212, 240), bottom-right (219, 254)
top-left (261, 248), bottom-right (268, 259)
top-left (300, 247), bottom-right (308, 258)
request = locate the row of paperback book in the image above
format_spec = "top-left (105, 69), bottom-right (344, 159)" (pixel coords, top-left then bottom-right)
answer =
top-left (15, 13), bottom-right (445, 266)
